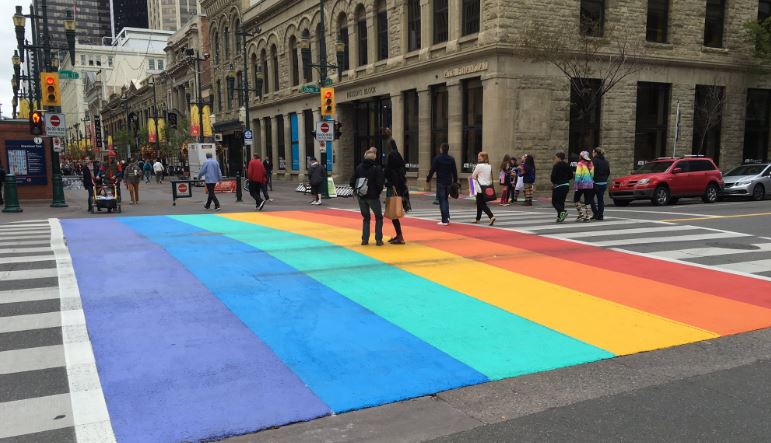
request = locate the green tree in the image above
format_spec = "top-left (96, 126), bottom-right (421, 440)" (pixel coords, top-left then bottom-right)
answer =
top-left (745, 18), bottom-right (771, 60)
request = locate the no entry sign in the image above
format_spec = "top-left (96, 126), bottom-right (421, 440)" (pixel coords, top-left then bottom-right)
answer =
top-left (172, 180), bottom-right (193, 205)
top-left (315, 121), bottom-right (334, 142)
top-left (45, 113), bottom-right (67, 137)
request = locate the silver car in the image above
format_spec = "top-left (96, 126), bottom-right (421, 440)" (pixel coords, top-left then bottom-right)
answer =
top-left (721, 163), bottom-right (771, 200)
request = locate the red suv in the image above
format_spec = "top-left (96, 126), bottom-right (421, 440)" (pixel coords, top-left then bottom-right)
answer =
top-left (610, 157), bottom-right (723, 206)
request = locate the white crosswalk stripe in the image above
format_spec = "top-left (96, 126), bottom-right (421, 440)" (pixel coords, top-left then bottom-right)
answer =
top-left (651, 243), bottom-right (771, 260)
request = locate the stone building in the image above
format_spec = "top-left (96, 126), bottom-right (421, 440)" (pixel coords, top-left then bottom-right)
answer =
top-left (204, 0), bottom-right (771, 187)
top-left (148, 0), bottom-right (204, 32)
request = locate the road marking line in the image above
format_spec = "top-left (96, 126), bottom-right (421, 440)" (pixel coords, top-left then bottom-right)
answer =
top-left (0, 345), bottom-right (66, 374)
top-left (0, 255), bottom-right (55, 265)
top-left (551, 225), bottom-right (697, 239)
top-left (520, 220), bottom-right (641, 232)
top-left (0, 247), bottom-right (52, 255)
top-left (589, 232), bottom-right (749, 247)
top-left (5, 219), bottom-right (49, 224)
top-left (652, 244), bottom-right (771, 260)
top-left (714, 259), bottom-right (771, 274)
top-left (0, 311), bottom-right (62, 333)
top-left (0, 228), bottom-right (51, 234)
top-left (604, 209), bottom-right (717, 217)
top-left (0, 268), bottom-right (58, 280)
top-left (0, 235), bottom-right (51, 242)
top-left (0, 239), bottom-right (52, 245)
top-left (660, 212), bottom-right (771, 222)
top-left (0, 393), bottom-right (74, 439)
top-left (50, 218), bottom-right (116, 443)
top-left (0, 287), bottom-right (59, 303)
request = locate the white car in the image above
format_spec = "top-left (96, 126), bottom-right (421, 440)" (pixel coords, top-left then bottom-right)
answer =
top-left (721, 163), bottom-right (771, 201)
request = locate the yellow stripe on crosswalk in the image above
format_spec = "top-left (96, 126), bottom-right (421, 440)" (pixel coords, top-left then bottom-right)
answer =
top-left (224, 213), bottom-right (718, 356)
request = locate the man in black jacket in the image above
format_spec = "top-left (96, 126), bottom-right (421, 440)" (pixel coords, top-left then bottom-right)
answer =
top-left (426, 143), bottom-right (458, 225)
top-left (591, 147), bottom-right (611, 221)
top-left (551, 152), bottom-right (573, 223)
top-left (351, 148), bottom-right (385, 246)
top-left (82, 158), bottom-right (95, 213)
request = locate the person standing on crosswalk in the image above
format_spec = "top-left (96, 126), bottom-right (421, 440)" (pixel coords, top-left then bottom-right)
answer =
top-left (574, 151), bottom-right (595, 222)
top-left (591, 147), bottom-right (610, 221)
top-left (551, 152), bottom-right (573, 223)
top-left (520, 154), bottom-right (536, 206)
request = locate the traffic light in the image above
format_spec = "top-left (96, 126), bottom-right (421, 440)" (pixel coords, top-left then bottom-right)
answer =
top-left (320, 87), bottom-right (335, 118)
top-left (30, 110), bottom-right (44, 135)
top-left (334, 121), bottom-right (342, 140)
top-left (40, 72), bottom-right (61, 107)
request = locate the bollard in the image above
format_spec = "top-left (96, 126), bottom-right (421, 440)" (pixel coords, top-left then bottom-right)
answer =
top-left (235, 171), bottom-right (243, 202)
top-left (2, 173), bottom-right (23, 213)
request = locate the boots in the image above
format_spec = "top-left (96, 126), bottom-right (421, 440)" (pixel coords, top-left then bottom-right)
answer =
top-left (575, 203), bottom-right (591, 222)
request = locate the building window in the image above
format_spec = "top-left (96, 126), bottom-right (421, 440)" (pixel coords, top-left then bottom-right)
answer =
top-left (461, 0), bottom-right (480, 36)
top-left (216, 80), bottom-right (222, 112)
top-left (304, 109), bottom-right (315, 165)
top-left (692, 85), bottom-right (724, 164)
top-left (760, 0), bottom-right (771, 22)
top-left (251, 53), bottom-right (260, 97)
top-left (271, 45), bottom-right (279, 92)
top-left (261, 50), bottom-right (269, 96)
top-left (434, 0), bottom-right (449, 44)
top-left (316, 23), bottom-right (324, 66)
top-left (80, 54), bottom-right (86, 65)
top-left (646, 0), bottom-right (669, 43)
top-left (462, 78), bottom-right (483, 172)
top-left (290, 36), bottom-right (300, 86)
top-left (356, 6), bottom-right (368, 66)
top-left (338, 15), bottom-right (350, 74)
top-left (235, 20), bottom-right (241, 54)
top-left (148, 59), bottom-right (155, 70)
top-left (158, 59), bottom-right (164, 70)
top-left (431, 85), bottom-right (449, 161)
top-left (276, 116), bottom-right (286, 170)
top-left (580, 0), bottom-right (605, 36)
top-left (224, 27), bottom-right (230, 58)
top-left (704, 0), bottom-right (726, 48)
top-left (108, 56), bottom-right (113, 67)
top-left (407, 0), bottom-right (421, 51)
top-left (569, 79), bottom-right (602, 164)
top-left (403, 90), bottom-right (419, 171)
top-left (377, 0), bottom-right (389, 60)
top-left (264, 117), bottom-right (273, 158)
top-left (634, 82), bottom-right (671, 166)
top-left (743, 89), bottom-right (771, 162)
top-left (214, 32), bottom-right (220, 64)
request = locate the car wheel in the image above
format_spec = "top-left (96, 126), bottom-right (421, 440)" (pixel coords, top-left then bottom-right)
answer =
top-left (669, 197), bottom-right (680, 205)
top-left (613, 199), bottom-right (630, 207)
top-left (652, 186), bottom-right (670, 206)
top-left (752, 184), bottom-right (765, 201)
top-left (702, 183), bottom-right (719, 203)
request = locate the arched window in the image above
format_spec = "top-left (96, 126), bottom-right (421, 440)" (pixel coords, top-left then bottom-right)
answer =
top-left (224, 26), bottom-right (230, 58)
top-left (337, 13), bottom-right (350, 74)
top-left (234, 20), bottom-right (242, 53)
top-left (251, 53), bottom-right (260, 97)
top-left (270, 44), bottom-right (279, 92)
top-left (289, 36), bottom-right (300, 86)
top-left (376, 0), bottom-right (389, 59)
top-left (214, 32), bottom-right (220, 64)
top-left (261, 49), bottom-right (269, 96)
top-left (355, 5), bottom-right (367, 66)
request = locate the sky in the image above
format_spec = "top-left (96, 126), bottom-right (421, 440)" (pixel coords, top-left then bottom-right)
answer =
top-left (0, 2), bottom-right (28, 119)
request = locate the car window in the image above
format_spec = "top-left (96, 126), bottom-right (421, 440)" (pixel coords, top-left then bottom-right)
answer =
top-left (688, 160), bottom-right (714, 172)
top-left (633, 161), bottom-right (673, 174)
top-left (726, 165), bottom-right (766, 176)
top-left (675, 161), bottom-right (691, 172)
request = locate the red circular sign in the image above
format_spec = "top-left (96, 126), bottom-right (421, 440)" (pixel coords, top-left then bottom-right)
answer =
top-left (50, 115), bottom-right (61, 126)
top-left (320, 122), bottom-right (330, 133)
top-left (178, 183), bottom-right (188, 193)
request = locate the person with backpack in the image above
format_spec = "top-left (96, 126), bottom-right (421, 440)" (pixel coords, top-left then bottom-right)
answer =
top-left (574, 150), bottom-right (595, 222)
top-left (520, 154), bottom-right (536, 206)
top-left (125, 158), bottom-right (143, 205)
top-left (550, 152), bottom-right (573, 223)
top-left (350, 148), bottom-right (385, 246)
top-left (143, 160), bottom-right (152, 183)
top-left (509, 157), bottom-right (521, 203)
top-left (591, 147), bottom-right (610, 221)
top-left (307, 157), bottom-right (324, 205)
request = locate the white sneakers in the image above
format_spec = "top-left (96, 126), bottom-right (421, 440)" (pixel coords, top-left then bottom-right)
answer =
top-left (310, 200), bottom-right (322, 205)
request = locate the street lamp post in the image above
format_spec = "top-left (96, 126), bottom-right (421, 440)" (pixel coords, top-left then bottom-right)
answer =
top-left (120, 94), bottom-right (131, 158)
top-left (230, 27), bottom-right (263, 161)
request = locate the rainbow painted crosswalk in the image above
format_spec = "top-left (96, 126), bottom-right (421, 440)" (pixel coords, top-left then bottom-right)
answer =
top-left (61, 210), bottom-right (771, 442)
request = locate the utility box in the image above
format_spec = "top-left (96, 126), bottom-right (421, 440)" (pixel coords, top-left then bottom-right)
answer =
top-left (187, 143), bottom-right (216, 181)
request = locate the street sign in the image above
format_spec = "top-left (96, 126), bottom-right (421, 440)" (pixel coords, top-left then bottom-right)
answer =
top-left (45, 113), bottom-right (67, 137)
top-left (244, 129), bottom-right (253, 146)
top-left (52, 137), bottom-right (63, 153)
top-left (301, 84), bottom-right (320, 94)
top-left (58, 70), bottom-right (80, 80)
top-left (315, 121), bottom-right (334, 142)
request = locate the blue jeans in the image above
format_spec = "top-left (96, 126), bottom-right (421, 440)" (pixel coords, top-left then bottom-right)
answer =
top-left (358, 197), bottom-right (383, 243)
top-left (436, 184), bottom-right (451, 223)
top-left (592, 183), bottom-right (607, 218)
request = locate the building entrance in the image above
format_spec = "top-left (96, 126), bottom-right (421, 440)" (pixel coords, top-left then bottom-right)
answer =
top-left (352, 95), bottom-right (392, 168)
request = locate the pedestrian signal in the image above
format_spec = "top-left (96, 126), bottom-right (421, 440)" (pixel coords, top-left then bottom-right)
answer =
top-left (320, 87), bottom-right (335, 118)
top-left (30, 110), bottom-right (44, 135)
top-left (40, 72), bottom-right (61, 107)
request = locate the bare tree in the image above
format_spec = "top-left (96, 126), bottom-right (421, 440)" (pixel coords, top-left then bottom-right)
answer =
top-left (692, 84), bottom-right (726, 156)
top-left (520, 19), bottom-right (644, 126)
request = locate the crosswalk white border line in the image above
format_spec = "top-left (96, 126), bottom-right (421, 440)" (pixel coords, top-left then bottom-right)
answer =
top-left (368, 208), bottom-right (771, 282)
top-left (50, 218), bottom-right (117, 443)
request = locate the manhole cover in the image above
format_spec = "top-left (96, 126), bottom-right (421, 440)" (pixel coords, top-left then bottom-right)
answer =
top-left (705, 241), bottom-right (759, 251)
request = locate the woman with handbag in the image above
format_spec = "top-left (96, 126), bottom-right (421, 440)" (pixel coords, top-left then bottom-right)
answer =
top-left (384, 130), bottom-right (408, 244)
top-left (471, 151), bottom-right (496, 226)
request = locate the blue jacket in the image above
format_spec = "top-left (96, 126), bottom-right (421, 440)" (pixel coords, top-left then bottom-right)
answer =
top-left (198, 159), bottom-right (222, 184)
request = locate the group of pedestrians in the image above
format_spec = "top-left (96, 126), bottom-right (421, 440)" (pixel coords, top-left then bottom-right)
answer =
top-left (550, 147), bottom-right (610, 223)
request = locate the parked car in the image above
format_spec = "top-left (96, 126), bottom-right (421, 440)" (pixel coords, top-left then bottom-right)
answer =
top-left (720, 163), bottom-right (771, 201)
top-left (610, 157), bottom-right (723, 206)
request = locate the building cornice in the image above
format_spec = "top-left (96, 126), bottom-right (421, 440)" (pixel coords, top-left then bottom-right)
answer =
top-left (243, 0), bottom-right (304, 30)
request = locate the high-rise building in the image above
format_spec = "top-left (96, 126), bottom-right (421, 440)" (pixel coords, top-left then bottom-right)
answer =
top-left (110, 0), bottom-right (149, 35)
top-left (35, 0), bottom-right (112, 46)
top-left (147, 0), bottom-right (201, 31)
